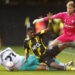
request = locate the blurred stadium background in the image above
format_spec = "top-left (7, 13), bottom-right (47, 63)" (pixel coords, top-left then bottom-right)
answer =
top-left (0, 0), bottom-right (70, 46)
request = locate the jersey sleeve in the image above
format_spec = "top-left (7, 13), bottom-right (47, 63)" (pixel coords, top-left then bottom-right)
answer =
top-left (24, 39), bottom-right (29, 54)
top-left (44, 17), bottom-right (49, 21)
top-left (37, 30), bottom-right (46, 38)
top-left (52, 12), bottom-right (64, 19)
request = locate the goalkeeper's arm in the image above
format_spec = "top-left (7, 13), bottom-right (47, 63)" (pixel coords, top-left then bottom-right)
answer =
top-left (33, 17), bottom-right (52, 24)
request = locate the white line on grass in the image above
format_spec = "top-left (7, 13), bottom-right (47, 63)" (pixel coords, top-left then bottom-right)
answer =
top-left (62, 51), bottom-right (75, 55)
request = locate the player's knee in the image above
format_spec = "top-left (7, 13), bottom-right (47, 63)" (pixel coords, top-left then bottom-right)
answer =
top-left (50, 62), bottom-right (57, 68)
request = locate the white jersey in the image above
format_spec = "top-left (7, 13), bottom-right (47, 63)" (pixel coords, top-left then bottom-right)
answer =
top-left (0, 47), bottom-right (23, 70)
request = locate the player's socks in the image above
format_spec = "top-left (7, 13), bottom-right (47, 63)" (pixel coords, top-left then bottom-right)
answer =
top-left (46, 66), bottom-right (75, 71)
top-left (65, 66), bottom-right (75, 71)
top-left (57, 66), bottom-right (75, 71)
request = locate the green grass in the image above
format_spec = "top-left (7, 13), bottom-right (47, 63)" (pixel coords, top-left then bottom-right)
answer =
top-left (0, 46), bottom-right (75, 75)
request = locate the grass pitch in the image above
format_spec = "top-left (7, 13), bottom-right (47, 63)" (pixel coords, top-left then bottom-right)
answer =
top-left (0, 46), bottom-right (75, 75)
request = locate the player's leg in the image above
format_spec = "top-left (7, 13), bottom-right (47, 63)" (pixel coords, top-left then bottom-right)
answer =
top-left (45, 58), bottom-right (75, 71)
top-left (50, 61), bottom-right (64, 70)
top-left (48, 41), bottom-right (75, 59)
top-left (48, 39), bottom-right (62, 48)
top-left (39, 57), bottom-right (75, 71)
top-left (35, 64), bottom-right (47, 70)
top-left (50, 61), bottom-right (75, 71)
top-left (35, 64), bottom-right (57, 71)
top-left (33, 62), bottom-right (75, 71)
top-left (36, 58), bottom-right (75, 71)
top-left (52, 58), bottom-right (74, 67)
top-left (36, 58), bottom-right (74, 71)
top-left (44, 41), bottom-right (75, 68)
top-left (48, 34), bottom-right (69, 48)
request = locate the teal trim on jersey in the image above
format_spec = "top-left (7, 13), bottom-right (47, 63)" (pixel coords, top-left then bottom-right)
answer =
top-left (20, 55), bottom-right (39, 70)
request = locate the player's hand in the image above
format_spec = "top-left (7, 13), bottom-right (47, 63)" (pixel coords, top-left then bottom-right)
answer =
top-left (33, 18), bottom-right (44, 24)
top-left (33, 19), bottom-right (39, 24)
top-left (21, 59), bottom-right (27, 66)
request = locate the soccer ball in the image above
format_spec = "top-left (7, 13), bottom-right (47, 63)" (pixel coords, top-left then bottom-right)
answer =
top-left (6, 61), bottom-right (14, 67)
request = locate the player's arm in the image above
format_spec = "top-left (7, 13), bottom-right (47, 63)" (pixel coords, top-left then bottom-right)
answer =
top-left (37, 19), bottom-right (53, 37)
top-left (36, 21), bottom-right (53, 37)
top-left (33, 17), bottom-right (50, 24)
top-left (44, 19), bottom-right (53, 33)
top-left (33, 12), bottom-right (64, 24)
top-left (23, 40), bottom-right (29, 65)
top-left (24, 48), bottom-right (29, 63)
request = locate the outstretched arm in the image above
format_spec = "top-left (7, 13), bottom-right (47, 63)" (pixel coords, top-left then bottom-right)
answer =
top-left (36, 19), bottom-right (54, 37)
top-left (22, 48), bottom-right (29, 65)
top-left (44, 19), bottom-right (53, 33)
top-left (22, 40), bottom-right (29, 65)
top-left (33, 12), bottom-right (64, 24)
top-left (33, 17), bottom-right (52, 24)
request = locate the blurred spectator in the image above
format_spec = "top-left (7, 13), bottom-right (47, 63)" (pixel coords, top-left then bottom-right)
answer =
top-left (24, 16), bottom-right (31, 39)
top-left (5, 0), bottom-right (10, 4)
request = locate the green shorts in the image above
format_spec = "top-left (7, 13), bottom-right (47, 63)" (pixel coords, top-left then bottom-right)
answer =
top-left (20, 55), bottom-right (39, 70)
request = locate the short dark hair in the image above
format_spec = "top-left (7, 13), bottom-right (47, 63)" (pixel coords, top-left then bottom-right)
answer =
top-left (27, 27), bottom-right (33, 32)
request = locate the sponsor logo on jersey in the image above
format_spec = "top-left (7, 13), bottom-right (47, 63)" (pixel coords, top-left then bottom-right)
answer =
top-left (32, 43), bottom-right (41, 50)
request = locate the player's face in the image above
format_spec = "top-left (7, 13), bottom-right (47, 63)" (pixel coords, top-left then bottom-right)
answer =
top-left (67, 5), bottom-right (75, 15)
top-left (28, 30), bottom-right (35, 38)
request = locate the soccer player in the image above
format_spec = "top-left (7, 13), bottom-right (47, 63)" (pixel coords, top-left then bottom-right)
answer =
top-left (0, 47), bottom-right (46, 71)
top-left (33, 1), bottom-right (75, 47)
top-left (0, 47), bottom-right (75, 71)
top-left (24, 23), bottom-right (75, 71)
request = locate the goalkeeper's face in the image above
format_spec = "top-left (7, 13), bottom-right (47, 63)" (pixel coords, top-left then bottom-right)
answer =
top-left (67, 5), bottom-right (75, 15)
top-left (27, 30), bottom-right (35, 38)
